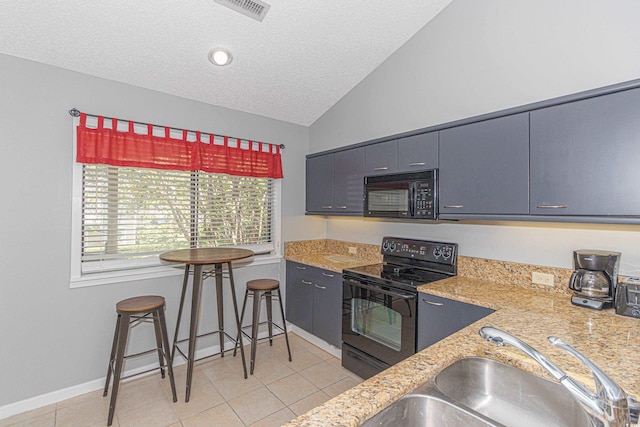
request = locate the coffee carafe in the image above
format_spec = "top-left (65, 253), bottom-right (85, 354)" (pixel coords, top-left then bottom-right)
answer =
top-left (569, 250), bottom-right (620, 310)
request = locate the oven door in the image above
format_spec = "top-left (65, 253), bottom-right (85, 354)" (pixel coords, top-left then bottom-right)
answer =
top-left (342, 276), bottom-right (416, 377)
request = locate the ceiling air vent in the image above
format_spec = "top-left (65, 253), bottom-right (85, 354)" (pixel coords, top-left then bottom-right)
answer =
top-left (213, 0), bottom-right (271, 22)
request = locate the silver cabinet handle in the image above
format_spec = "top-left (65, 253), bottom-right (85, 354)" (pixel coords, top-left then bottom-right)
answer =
top-left (422, 299), bottom-right (443, 306)
top-left (443, 205), bottom-right (464, 209)
top-left (296, 266), bottom-right (306, 270)
top-left (336, 206), bottom-right (347, 209)
top-left (409, 162), bottom-right (426, 167)
top-left (536, 205), bottom-right (568, 209)
top-left (322, 272), bottom-right (335, 278)
top-left (315, 284), bottom-right (327, 290)
top-left (373, 167), bottom-right (388, 171)
top-left (322, 205), bottom-right (333, 209)
top-left (301, 280), bottom-right (312, 285)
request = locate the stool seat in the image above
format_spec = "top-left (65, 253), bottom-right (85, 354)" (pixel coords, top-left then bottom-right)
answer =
top-left (246, 279), bottom-right (279, 291)
top-left (116, 295), bottom-right (165, 313)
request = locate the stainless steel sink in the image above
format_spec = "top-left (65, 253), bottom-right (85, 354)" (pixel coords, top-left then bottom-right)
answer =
top-left (362, 394), bottom-right (499, 427)
top-left (431, 357), bottom-right (592, 427)
top-left (362, 357), bottom-right (592, 427)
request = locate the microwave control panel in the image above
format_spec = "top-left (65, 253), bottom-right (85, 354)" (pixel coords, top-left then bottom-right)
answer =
top-left (381, 237), bottom-right (457, 265)
top-left (414, 181), bottom-right (435, 218)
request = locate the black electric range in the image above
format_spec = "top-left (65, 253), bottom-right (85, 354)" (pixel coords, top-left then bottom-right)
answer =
top-left (341, 236), bottom-right (458, 379)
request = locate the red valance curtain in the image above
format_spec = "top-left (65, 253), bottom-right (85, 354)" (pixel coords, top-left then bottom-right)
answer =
top-left (76, 113), bottom-right (283, 179)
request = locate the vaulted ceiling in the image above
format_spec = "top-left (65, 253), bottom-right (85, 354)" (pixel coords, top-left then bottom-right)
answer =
top-left (0, 0), bottom-right (452, 126)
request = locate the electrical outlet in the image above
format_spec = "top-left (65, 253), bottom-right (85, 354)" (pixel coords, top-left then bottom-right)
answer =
top-left (348, 246), bottom-right (357, 255)
top-left (532, 272), bottom-right (555, 286)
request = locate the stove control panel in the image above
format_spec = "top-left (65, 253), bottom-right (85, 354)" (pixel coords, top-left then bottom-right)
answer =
top-left (381, 236), bottom-right (457, 265)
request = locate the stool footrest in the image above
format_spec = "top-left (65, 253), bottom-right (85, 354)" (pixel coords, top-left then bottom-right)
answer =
top-left (238, 320), bottom-right (287, 338)
top-left (173, 331), bottom-right (245, 363)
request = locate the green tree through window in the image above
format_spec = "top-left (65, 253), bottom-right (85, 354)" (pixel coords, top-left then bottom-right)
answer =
top-left (81, 164), bottom-right (274, 273)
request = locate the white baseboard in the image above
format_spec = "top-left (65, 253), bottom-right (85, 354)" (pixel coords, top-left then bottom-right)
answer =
top-left (289, 325), bottom-right (342, 358)
top-left (0, 329), bottom-right (285, 421)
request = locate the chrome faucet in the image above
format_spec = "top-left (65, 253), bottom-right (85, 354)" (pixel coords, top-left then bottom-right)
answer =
top-left (479, 326), bottom-right (639, 427)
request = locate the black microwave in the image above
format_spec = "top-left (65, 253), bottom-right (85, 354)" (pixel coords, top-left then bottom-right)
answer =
top-left (363, 169), bottom-right (437, 219)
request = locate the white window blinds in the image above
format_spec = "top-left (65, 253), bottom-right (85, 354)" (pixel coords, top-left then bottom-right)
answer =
top-left (81, 164), bottom-right (275, 274)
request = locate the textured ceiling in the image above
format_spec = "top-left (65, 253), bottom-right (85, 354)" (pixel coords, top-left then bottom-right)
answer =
top-left (0, 0), bottom-right (452, 126)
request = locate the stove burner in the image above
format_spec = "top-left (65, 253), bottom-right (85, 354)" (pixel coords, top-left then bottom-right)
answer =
top-left (343, 237), bottom-right (458, 291)
top-left (384, 264), bottom-right (413, 276)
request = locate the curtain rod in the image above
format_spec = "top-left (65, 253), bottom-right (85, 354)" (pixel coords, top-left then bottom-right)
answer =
top-left (68, 108), bottom-right (285, 149)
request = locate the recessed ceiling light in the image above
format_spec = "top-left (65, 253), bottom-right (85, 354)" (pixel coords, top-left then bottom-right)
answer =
top-left (208, 48), bottom-right (233, 66)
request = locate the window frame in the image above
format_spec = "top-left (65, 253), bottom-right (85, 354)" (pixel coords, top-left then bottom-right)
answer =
top-left (70, 117), bottom-right (282, 288)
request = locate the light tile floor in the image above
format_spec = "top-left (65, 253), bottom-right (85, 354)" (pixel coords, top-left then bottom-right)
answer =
top-left (0, 334), bottom-right (363, 427)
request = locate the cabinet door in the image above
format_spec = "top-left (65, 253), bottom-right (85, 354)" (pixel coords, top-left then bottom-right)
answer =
top-left (334, 147), bottom-right (365, 214)
top-left (439, 113), bottom-right (530, 216)
top-left (417, 294), bottom-right (493, 352)
top-left (530, 88), bottom-right (640, 216)
top-left (285, 262), bottom-right (314, 333)
top-left (312, 269), bottom-right (343, 348)
top-left (305, 154), bottom-right (334, 213)
top-left (397, 132), bottom-right (439, 172)
top-left (365, 140), bottom-right (398, 176)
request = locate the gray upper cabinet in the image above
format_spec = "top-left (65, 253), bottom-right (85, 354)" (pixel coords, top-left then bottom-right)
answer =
top-left (439, 113), bottom-right (530, 216)
top-left (306, 147), bottom-right (365, 215)
top-left (397, 132), bottom-right (439, 172)
top-left (365, 140), bottom-right (398, 175)
top-left (530, 88), bottom-right (640, 216)
top-left (333, 147), bottom-right (365, 214)
top-left (305, 154), bottom-right (334, 213)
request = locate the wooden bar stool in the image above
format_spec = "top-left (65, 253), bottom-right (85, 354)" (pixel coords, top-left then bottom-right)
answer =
top-left (103, 295), bottom-right (177, 426)
top-left (233, 279), bottom-right (292, 374)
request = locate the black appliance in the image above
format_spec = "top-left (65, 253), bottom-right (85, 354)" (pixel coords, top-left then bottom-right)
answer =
top-left (342, 236), bottom-right (457, 379)
top-left (569, 249), bottom-right (620, 310)
top-left (615, 277), bottom-right (640, 318)
top-left (363, 170), bottom-right (437, 219)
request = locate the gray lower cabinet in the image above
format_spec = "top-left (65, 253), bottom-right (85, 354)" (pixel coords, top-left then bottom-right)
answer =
top-left (417, 294), bottom-right (494, 352)
top-left (397, 132), bottom-right (439, 172)
top-left (530, 87), bottom-right (640, 216)
top-left (306, 147), bottom-right (365, 215)
top-left (365, 140), bottom-right (398, 176)
top-left (439, 113), bottom-right (530, 216)
top-left (285, 261), bottom-right (342, 348)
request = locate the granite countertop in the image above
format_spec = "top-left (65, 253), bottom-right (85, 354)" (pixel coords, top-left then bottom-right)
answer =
top-left (284, 273), bottom-right (640, 426)
top-left (285, 240), bottom-right (382, 273)
top-left (285, 252), bottom-right (374, 273)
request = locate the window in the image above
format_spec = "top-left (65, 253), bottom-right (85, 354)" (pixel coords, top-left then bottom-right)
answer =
top-left (70, 113), bottom-right (282, 286)
top-left (80, 164), bottom-right (276, 274)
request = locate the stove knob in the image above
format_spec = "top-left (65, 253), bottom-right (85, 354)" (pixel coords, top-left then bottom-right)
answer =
top-left (433, 247), bottom-right (442, 258)
top-left (389, 241), bottom-right (397, 251)
top-left (442, 247), bottom-right (452, 259)
top-left (382, 241), bottom-right (390, 251)
top-left (632, 309), bottom-right (640, 318)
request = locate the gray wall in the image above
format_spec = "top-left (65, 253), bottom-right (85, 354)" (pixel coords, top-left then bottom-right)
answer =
top-left (0, 53), bottom-right (321, 408)
top-left (310, 0), bottom-right (640, 150)
top-left (308, 1), bottom-right (640, 274)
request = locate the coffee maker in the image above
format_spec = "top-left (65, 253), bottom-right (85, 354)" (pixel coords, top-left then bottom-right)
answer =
top-left (569, 250), bottom-right (621, 310)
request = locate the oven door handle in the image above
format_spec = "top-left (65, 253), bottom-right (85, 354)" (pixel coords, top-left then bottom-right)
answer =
top-left (344, 279), bottom-right (415, 300)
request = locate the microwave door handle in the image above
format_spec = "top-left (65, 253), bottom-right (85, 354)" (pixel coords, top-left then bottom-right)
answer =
top-left (409, 184), bottom-right (415, 216)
